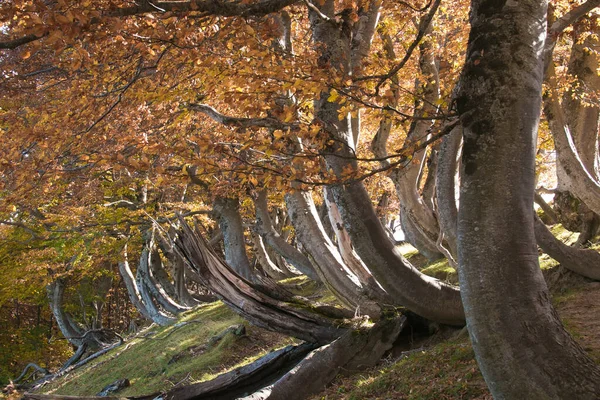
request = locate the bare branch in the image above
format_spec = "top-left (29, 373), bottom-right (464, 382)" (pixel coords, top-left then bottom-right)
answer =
top-left (550, 0), bottom-right (600, 37)
top-left (544, 0), bottom-right (600, 66)
top-left (353, 0), bottom-right (441, 93)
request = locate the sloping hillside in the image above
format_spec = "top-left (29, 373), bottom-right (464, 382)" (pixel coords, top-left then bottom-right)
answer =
top-left (8, 238), bottom-right (600, 399)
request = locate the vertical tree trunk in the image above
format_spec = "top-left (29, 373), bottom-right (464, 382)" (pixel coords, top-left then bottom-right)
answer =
top-left (214, 196), bottom-right (254, 281)
top-left (455, 0), bottom-right (600, 397)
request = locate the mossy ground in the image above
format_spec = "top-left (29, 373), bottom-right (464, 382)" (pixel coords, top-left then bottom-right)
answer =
top-left (38, 302), bottom-right (294, 397)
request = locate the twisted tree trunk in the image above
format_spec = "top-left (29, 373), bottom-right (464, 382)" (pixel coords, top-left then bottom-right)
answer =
top-left (174, 218), bottom-right (349, 344)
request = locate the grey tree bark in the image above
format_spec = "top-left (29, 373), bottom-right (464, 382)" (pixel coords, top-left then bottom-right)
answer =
top-left (46, 279), bottom-right (85, 347)
top-left (534, 215), bottom-right (600, 280)
top-left (173, 218), bottom-right (350, 344)
top-left (285, 190), bottom-right (383, 317)
top-left (118, 249), bottom-right (153, 321)
top-left (213, 196), bottom-right (254, 280)
top-left (435, 125), bottom-right (462, 257)
top-left (251, 231), bottom-right (293, 281)
top-left (309, 0), bottom-right (465, 325)
top-left (455, 0), bottom-right (600, 397)
top-left (135, 247), bottom-right (177, 325)
top-left (370, 24), bottom-right (443, 260)
top-left (253, 190), bottom-right (320, 281)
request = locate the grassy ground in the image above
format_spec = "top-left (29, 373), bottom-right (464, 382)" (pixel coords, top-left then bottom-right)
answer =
top-left (11, 224), bottom-right (598, 399)
top-left (39, 302), bottom-right (295, 397)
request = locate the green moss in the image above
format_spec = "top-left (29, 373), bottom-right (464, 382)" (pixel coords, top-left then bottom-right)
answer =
top-left (41, 301), bottom-right (291, 397)
top-left (421, 259), bottom-right (458, 285)
top-left (549, 224), bottom-right (579, 245)
top-left (539, 254), bottom-right (559, 271)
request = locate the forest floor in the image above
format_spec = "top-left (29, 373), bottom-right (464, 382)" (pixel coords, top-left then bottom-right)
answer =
top-left (6, 229), bottom-right (600, 400)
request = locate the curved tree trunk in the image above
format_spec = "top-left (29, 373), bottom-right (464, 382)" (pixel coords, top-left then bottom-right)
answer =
top-left (135, 247), bottom-right (177, 326)
top-left (46, 279), bottom-right (85, 347)
top-left (244, 316), bottom-right (406, 400)
top-left (435, 125), bottom-right (461, 256)
top-left (118, 255), bottom-right (153, 321)
top-left (143, 246), bottom-right (190, 314)
top-left (562, 30), bottom-right (600, 180)
top-left (371, 21), bottom-right (443, 260)
top-left (251, 231), bottom-right (293, 281)
top-left (534, 215), bottom-right (600, 280)
top-left (214, 196), bottom-right (254, 281)
top-left (545, 62), bottom-right (600, 216)
top-left (253, 190), bottom-right (320, 281)
top-left (285, 190), bottom-right (383, 317)
top-left (149, 249), bottom-right (178, 301)
top-left (308, 0), bottom-right (464, 325)
top-left (172, 255), bottom-right (200, 307)
top-left (455, 0), bottom-right (600, 397)
top-left (324, 188), bottom-right (390, 302)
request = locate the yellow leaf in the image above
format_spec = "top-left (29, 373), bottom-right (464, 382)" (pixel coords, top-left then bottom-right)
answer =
top-left (327, 89), bottom-right (339, 103)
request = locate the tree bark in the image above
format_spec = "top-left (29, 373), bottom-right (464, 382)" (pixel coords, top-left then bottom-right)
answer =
top-left (534, 215), bottom-right (600, 280)
top-left (135, 248), bottom-right (177, 326)
top-left (46, 279), bottom-right (85, 347)
top-left (213, 196), bottom-right (254, 280)
top-left (253, 190), bottom-right (320, 281)
top-left (242, 316), bottom-right (406, 400)
top-left (174, 218), bottom-right (348, 344)
top-left (308, 0), bottom-right (464, 325)
top-left (143, 246), bottom-right (189, 314)
top-left (285, 190), bottom-right (383, 317)
top-left (118, 255), bottom-right (153, 321)
top-left (435, 125), bottom-right (461, 256)
top-left (251, 231), bottom-right (293, 280)
top-left (455, 0), bottom-right (600, 397)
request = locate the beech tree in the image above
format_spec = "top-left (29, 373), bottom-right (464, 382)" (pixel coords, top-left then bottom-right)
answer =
top-left (1, 0), bottom-right (600, 397)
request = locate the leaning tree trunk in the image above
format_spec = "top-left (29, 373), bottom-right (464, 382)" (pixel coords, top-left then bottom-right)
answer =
top-left (285, 190), bottom-right (383, 318)
top-left (455, 0), bottom-right (600, 397)
top-left (371, 22), bottom-right (443, 261)
top-left (173, 218), bottom-right (349, 344)
top-left (251, 231), bottom-right (293, 281)
top-left (135, 247), bottom-right (177, 326)
top-left (118, 251), bottom-right (154, 322)
top-left (46, 279), bottom-right (85, 347)
top-left (534, 215), bottom-right (600, 280)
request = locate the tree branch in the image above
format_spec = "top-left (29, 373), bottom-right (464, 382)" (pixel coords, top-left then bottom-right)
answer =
top-left (187, 103), bottom-right (299, 131)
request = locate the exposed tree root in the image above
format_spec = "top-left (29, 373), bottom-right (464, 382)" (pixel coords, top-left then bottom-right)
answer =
top-left (241, 315), bottom-right (407, 400)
